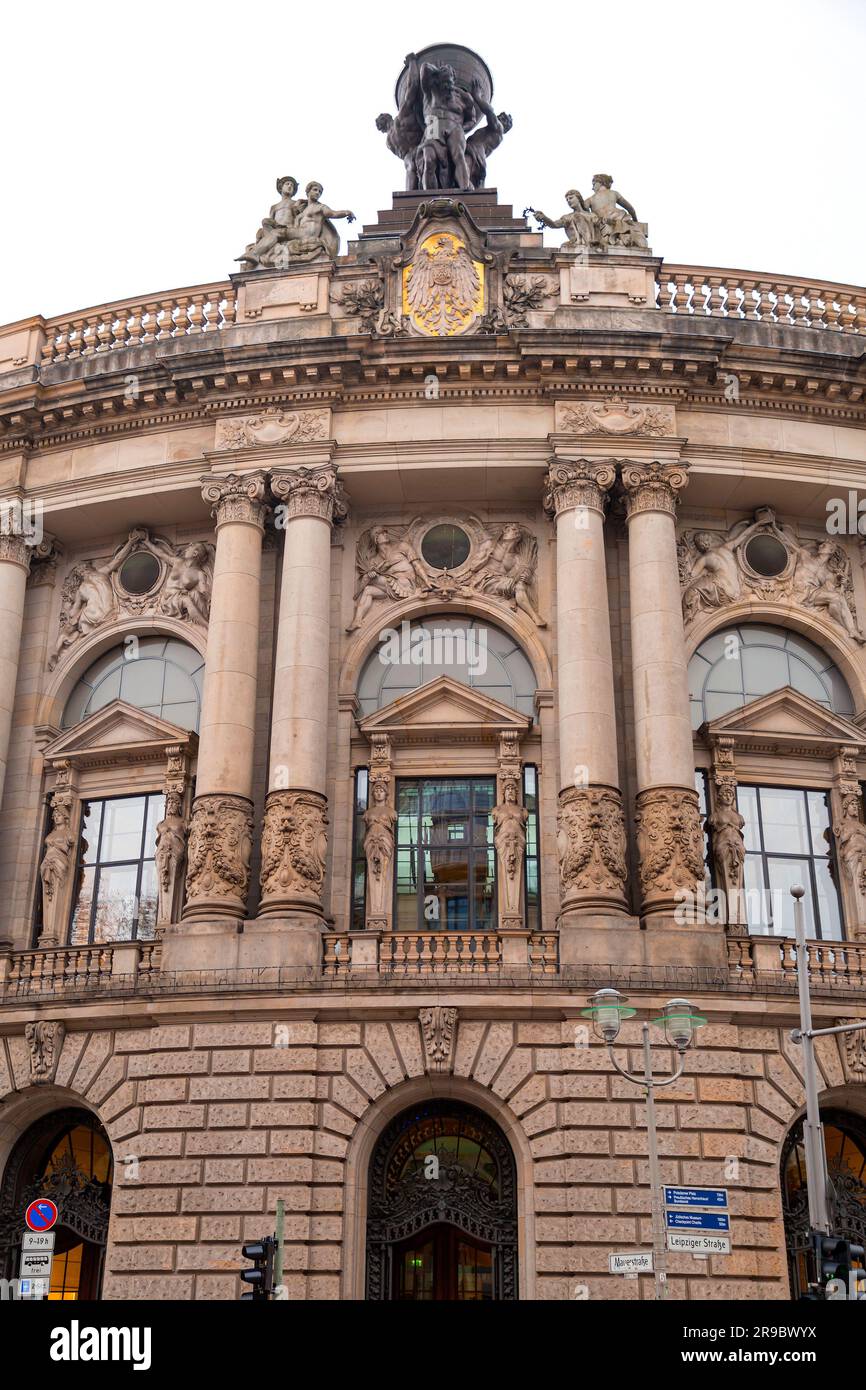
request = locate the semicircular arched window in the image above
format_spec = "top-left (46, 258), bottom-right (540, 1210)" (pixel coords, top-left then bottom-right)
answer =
top-left (62, 637), bottom-right (205, 732)
top-left (688, 624), bottom-right (854, 729)
top-left (356, 617), bottom-right (536, 717)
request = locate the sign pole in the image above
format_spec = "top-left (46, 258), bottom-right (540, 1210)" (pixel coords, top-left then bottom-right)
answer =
top-left (274, 1197), bottom-right (285, 1297)
top-left (791, 887), bottom-right (832, 1235)
top-left (642, 1023), bottom-right (668, 1301)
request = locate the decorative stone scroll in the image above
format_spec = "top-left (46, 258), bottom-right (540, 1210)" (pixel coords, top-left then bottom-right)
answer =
top-left (49, 527), bottom-right (215, 670)
top-left (271, 465), bottom-right (348, 525)
top-left (556, 785), bottom-right (628, 907)
top-left (184, 794), bottom-right (254, 916)
top-left (634, 787), bottom-right (705, 910)
top-left (215, 408), bottom-right (330, 451)
top-left (678, 507), bottom-right (865, 643)
top-left (260, 789), bottom-right (329, 911)
top-left (348, 516), bottom-right (544, 632)
top-left (543, 460), bottom-right (617, 518)
top-left (556, 397), bottom-right (675, 438)
top-left (25, 1021), bottom-right (65, 1084)
top-left (419, 1006), bottom-right (458, 1073)
top-left (622, 461), bottom-right (690, 518)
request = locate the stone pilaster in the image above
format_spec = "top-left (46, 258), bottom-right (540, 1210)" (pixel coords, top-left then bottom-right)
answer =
top-left (543, 458), bottom-right (628, 915)
top-left (183, 472), bottom-right (268, 921)
top-left (258, 463), bottom-right (346, 921)
top-left (0, 527), bottom-right (31, 813)
top-left (622, 459), bottom-right (704, 920)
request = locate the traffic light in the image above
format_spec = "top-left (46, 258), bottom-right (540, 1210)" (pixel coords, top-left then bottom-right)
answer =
top-left (811, 1232), bottom-right (866, 1298)
top-left (240, 1236), bottom-right (275, 1300)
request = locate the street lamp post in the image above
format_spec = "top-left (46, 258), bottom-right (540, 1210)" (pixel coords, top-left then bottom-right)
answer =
top-left (582, 989), bottom-right (705, 1301)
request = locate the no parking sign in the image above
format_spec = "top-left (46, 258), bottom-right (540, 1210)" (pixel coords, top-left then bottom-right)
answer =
top-left (25, 1198), bottom-right (58, 1232)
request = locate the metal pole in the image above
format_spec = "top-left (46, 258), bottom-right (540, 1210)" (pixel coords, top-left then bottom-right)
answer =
top-left (274, 1197), bottom-right (285, 1297)
top-left (791, 887), bottom-right (831, 1234)
top-left (642, 1022), bottom-right (668, 1300)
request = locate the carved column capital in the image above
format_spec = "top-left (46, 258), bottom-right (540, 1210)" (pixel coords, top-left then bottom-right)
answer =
top-left (622, 460), bottom-right (689, 518)
top-left (271, 465), bottom-right (348, 525)
top-left (201, 471), bottom-right (269, 529)
top-left (543, 459), bottom-right (617, 519)
top-left (27, 534), bottom-right (63, 586)
top-left (0, 530), bottom-right (32, 570)
top-left (259, 788), bottom-right (328, 915)
top-left (556, 784), bottom-right (628, 910)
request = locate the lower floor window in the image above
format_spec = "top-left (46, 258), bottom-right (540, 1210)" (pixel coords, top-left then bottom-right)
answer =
top-left (68, 793), bottom-right (164, 944)
top-left (395, 777), bottom-right (496, 932)
top-left (738, 785), bottom-right (843, 940)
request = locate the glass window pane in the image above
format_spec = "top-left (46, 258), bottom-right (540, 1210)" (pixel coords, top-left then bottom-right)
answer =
top-left (144, 795), bottom-right (164, 858)
top-left (759, 788), bottom-right (810, 854)
top-left (704, 691), bottom-right (744, 721)
top-left (706, 651), bottom-right (745, 693)
top-left (740, 646), bottom-right (788, 694)
top-left (765, 858), bottom-right (815, 936)
top-left (92, 864), bottom-right (140, 942)
top-left (119, 658), bottom-right (166, 707)
top-left (68, 865), bottom-right (96, 944)
top-left (813, 860), bottom-right (843, 941)
top-left (806, 792), bottom-right (832, 857)
top-left (87, 668), bottom-right (122, 713)
top-left (137, 861), bottom-right (159, 940)
top-left (737, 786), bottom-right (761, 852)
top-left (743, 856), bottom-right (769, 932)
top-left (80, 802), bottom-right (103, 864)
top-left (100, 797), bottom-right (147, 862)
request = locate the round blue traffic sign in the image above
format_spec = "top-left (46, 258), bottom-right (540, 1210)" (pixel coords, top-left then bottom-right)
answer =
top-left (25, 1198), bottom-right (58, 1232)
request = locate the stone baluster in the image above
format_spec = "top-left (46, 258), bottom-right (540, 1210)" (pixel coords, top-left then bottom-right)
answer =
top-left (258, 462), bottom-right (347, 930)
top-left (622, 460), bottom-right (705, 922)
top-left (182, 472), bottom-right (268, 921)
top-left (543, 459), bottom-right (628, 919)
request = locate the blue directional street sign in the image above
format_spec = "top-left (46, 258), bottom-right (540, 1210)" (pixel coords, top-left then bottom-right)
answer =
top-left (665, 1209), bottom-right (730, 1231)
top-left (663, 1186), bottom-right (728, 1209)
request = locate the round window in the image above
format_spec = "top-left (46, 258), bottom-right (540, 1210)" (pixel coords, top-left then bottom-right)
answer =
top-left (744, 534), bottom-right (789, 578)
top-left (118, 551), bottom-right (161, 595)
top-left (421, 523), bottom-right (471, 571)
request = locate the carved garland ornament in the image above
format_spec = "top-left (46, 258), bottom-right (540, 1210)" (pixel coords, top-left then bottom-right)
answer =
top-left (260, 789), bottom-right (328, 905)
top-left (185, 794), bottom-right (254, 907)
top-left (215, 408), bottom-right (330, 451)
top-left (557, 397), bottom-right (675, 438)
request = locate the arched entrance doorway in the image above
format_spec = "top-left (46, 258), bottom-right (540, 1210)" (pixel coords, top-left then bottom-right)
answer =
top-left (365, 1099), bottom-right (518, 1300)
top-left (0, 1108), bottom-right (113, 1299)
top-left (782, 1107), bottom-right (866, 1298)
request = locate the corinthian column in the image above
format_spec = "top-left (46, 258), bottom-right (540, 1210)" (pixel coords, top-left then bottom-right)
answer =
top-left (183, 472), bottom-right (268, 921)
top-left (258, 464), bottom-right (346, 918)
top-left (622, 460), bottom-right (704, 918)
top-left (0, 527), bottom-right (31, 812)
top-left (543, 460), bottom-right (628, 914)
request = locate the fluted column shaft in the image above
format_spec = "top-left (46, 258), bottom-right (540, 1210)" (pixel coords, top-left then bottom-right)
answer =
top-left (183, 472), bottom-right (268, 921)
top-left (544, 461), bottom-right (627, 913)
top-left (0, 531), bottom-right (30, 812)
top-left (623, 461), bottom-right (704, 917)
top-left (259, 465), bottom-right (346, 917)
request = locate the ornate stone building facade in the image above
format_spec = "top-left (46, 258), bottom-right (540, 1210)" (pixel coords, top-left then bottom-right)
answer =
top-left (1, 43), bottom-right (865, 1302)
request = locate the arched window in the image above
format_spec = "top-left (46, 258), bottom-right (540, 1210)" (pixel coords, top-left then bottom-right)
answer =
top-left (0, 1108), bottom-right (113, 1300)
top-left (688, 624), bottom-right (854, 729)
top-left (356, 617), bottom-right (536, 717)
top-left (366, 1099), bottom-right (518, 1301)
top-left (62, 637), bottom-right (205, 732)
top-left (782, 1108), bottom-right (866, 1298)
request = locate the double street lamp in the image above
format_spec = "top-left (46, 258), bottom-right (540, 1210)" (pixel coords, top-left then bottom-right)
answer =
top-left (582, 988), bottom-right (706, 1301)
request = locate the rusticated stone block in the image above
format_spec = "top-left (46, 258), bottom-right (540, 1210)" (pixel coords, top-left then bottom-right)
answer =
top-left (345, 1049), bottom-right (386, 1099)
top-left (113, 1216), bottom-right (197, 1242)
top-left (127, 1051), bottom-right (209, 1077)
top-left (176, 1244), bottom-right (241, 1271)
top-left (208, 1103), bottom-right (249, 1127)
top-left (254, 1046), bottom-right (317, 1072)
top-left (363, 1023), bottom-right (404, 1087)
top-left (249, 1102), bottom-right (315, 1127)
top-left (248, 1158), bottom-right (313, 1183)
top-left (321, 1103), bottom-right (355, 1136)
top-left (390, 1021), bottom-right (425, 1077)
top-left (101, 1081), bottom-right (138, 1122)
top-left (678, 1103), bottom-right (746, 1130)
top-left (522, 1102), bottom-right (557, 1136)
top-left (529, 1130), bottom-right (563, 1158)
top-left (548, 1074), bottom-right (608, 1099)
top-left (814, 1034), bottom-right (845, 1088)
top-left (87, 1053), bottom-right (126, 1103)
top-left (138, 1078), bottom-right (188, 1104)
top-left (472, 1022), bottom-right (514, 1086)
top-left (308, 1244), bottom-right (341, 1271)
top-left (181, 1186), bottom-right (265, 1213)
top-left (54, 1032), bottom-right (88, 1088)
top-left (195, 1275), bottom-right (239, 1300)
top-left (269, 1131), bottom-right (315, 1156)
top-left (118, 1131), bottom-right (182, 1158)
top-left (559, 1102), bottom-right (631, 1127)
top-left (329, 1074), bottom-right (367, 1116)
top-left (313, 1130), bottom-right (348, 1158)
top-left (516, 1022), bottom-right (561, 1044)
top-left (491, 1048), bottom-right (533, 1098)
top-left (203, 1159), bottom-right (245, 1183)
top-left (272, 1073), bottom-right (317, 1099)
top-left (75, 1032), bottom-right (112, 1092)
top-left (116, 1026), bottom-right (191, 1052)
top-left (189, 1076), bottom-right (270, 1101)
top-left (212, 1049), bottom-right (252, 1073)
top-left (508, 1074), bottom-right (547, 1114)
top-left (137, 1160), bottom-right (202, 1184)
top-left (106, 1109), bottom-right (141, 1142)
top-left (308, 1274), bottom-right (341, 1299)
top-left (612, 1129), bottom-right (700, 1157)
top-left (186, 1130), bottom-right (267, 1156)
top-left (142, 1104), bottom-right (205, 1130)
top-left (319, 1022), bottom-right (361, 1045)
top-left (310, 1187), bottom-right (343, 1211)
top-left (113, 1188), bottom-right (180, 1214)
top-left (200, 1216), bottom-right (241, 1241)
top-left (193, 1023), bottom-right (273, 1047)
top-left (107, 1244), bottom-right (174, 1272)
top-left (752, 1079), bottom-right (793, 1122)
top-left (102, 1275), bottom-right (193, 1300)
top-left (697, 1076), bottom-right (750, 1103)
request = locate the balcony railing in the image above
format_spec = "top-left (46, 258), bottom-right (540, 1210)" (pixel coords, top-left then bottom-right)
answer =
top-left (322, 929), bottom-right (560, 977)
top-left (38, 282), bottom-right (237, 365)
top-left (658, 266), bottom-right (866, 335)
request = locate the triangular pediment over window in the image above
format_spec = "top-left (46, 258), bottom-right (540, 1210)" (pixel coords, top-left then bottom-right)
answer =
top-left (358, 676), bottom-right (532, 742)
top-left (41, 700), bottom-right (198, 769)
top-left (704, 686), bottom-right (866, 757)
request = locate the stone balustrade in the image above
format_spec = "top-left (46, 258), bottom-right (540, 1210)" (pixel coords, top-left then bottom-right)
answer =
top-left (323, 930), bottom-right (559, 977)
top-left (659, 265), bottom-right (866, 334)
top-left (38, 282), bottom-right (237, 365)
top-left (727, 935), bottom-right (866, 990)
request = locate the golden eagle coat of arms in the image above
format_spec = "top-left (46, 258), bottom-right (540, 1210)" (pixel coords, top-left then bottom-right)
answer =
top-left (402, 231), bottom-right (485, 335)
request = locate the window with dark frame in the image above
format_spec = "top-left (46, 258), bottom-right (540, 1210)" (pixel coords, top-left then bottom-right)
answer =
top-left (522, 764), bottom-right (540, 930)
top-left (737, 784), bottom-right (843, 940)
top-left (350, 768), bottom-right (369, 931)
top-left (68, 792), bottom-right (164, 945)
top-left (394, 777), bottom-right (496, 932)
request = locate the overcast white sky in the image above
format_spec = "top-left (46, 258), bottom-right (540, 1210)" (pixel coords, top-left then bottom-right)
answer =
top-left (2, 0), bottom-right (863, 325)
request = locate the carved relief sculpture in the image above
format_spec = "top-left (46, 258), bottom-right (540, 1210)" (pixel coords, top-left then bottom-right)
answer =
top-left (404, 232), bottom-right (484, 336)
top-left (634, 788), bottom-right (705, 908)
top-left (833, 794), bottom-right (866, 935)
top-left (462, 524), bottom-right (546, 627)
top-left (708, 780), bottom-right (747, 930)
top-left (419, 1005), bottom-right (458, 1072)
top-left (557, 397), bottom-right (675, 438)
top-left (38, 788), bottom-right (77, 945)
top-left (155, 791), bottom-right (187, 928)
top-left (185, 795), bottom-right (254, 915)
top-left (364, 773), bottom-right (397, 930)
top-left (556, 786), bottom-right (628, 907)
top-left (25, 1021), bottom-right (65, 1084)
top-left (260, 790), bottom-right (329, 911)
top-left (50, 527), bottom-right (214, 669)
top-left (839, 1019), bottom-right (866, 1080)
top-left (215, 407), bottom-right (329, 451)
top-left (237, 176), bottom-right (355, 269)
top-left (678, 508), bottom-right (865, 643)
top-left (347, 526), bottom-right (431, 631)
top-left (493, 776), bottom-right (528, 927)
top-left (530, 175), bottom-right (649, 250)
